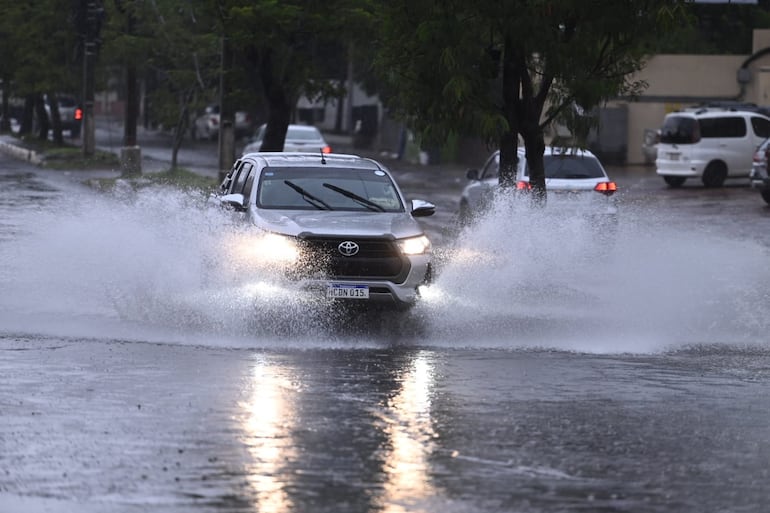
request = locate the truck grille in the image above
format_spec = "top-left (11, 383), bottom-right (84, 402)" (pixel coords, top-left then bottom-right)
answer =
top-left (291, 236), bottom-right (409, 282)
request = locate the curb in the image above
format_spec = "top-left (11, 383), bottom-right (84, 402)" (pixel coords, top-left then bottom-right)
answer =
top-left (0, 138), bottom-right (43, 165)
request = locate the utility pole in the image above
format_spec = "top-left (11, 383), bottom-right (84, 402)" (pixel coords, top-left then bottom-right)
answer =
top-left (218, 36), bottom-right (235, 183)
top-left (82, 0), bottom-right (103, 157)
top-left (120, 6), bottom-right (141, 176)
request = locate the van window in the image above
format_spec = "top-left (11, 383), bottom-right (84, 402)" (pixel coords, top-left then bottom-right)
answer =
top-left (751, 116), bottom-right (770, 138)
top-left (699, 117), bottom-right (745, 138)
top-left (660, 116), bottom-right (699, 144)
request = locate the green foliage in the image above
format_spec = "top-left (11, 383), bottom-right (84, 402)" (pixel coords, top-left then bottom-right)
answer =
top-left (655, 2), bottom-right (770, 55)
top-left (373, 0), bottom-right (689, 146)
top-left (1, 0), bottom-right (80, 94)
top-left (101, 0), bottom-right (222, 130)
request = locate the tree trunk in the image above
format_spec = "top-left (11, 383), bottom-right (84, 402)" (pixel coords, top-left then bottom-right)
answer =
top-left (522, 130), bottom-right (546, 204)
top-left (35, 94), bottom-right (49, 141)
top-left (171, 89), bottom-right (194, 170)
top-left (47, 92), bottom-right (64, 145)
top-left (19, 95), bottom-right (34, 136)
top-left (499, 35), bottom-right (520, 189)
top-left (0, 85), bottom-right (10, 133)
top-left (259, 49), bottom-right (292, 152)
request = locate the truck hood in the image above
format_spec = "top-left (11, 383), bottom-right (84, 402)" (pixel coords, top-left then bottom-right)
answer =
top-left (250, 209), bottom-right (425, 240)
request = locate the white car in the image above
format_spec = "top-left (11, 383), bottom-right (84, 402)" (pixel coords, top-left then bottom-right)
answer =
top-left (243, 124), bottom-right (331, 154)
top-left (750, 137), bottom-right (770, 204)
top-left (214, 152), bottom-right (435, 308)
top-left (655, 107), bottom-right (770, 188)
top-left (191, 105), bottom-right (253, 140)
top-left (459, 146), bottom-right (618, 225)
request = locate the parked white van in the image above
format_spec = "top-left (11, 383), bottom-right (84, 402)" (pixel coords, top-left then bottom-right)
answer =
top-left (655, 107), bottom-right (770, 187)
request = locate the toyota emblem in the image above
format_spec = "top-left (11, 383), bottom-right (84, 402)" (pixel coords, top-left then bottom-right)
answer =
top-left (338, 241), bottom-right (359, 257)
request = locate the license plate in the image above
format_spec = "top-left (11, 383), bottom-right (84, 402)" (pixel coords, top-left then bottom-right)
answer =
top-left (667, 152), bottom-right (680, 161)
top-left (326, 284), bottom-right (369, 299)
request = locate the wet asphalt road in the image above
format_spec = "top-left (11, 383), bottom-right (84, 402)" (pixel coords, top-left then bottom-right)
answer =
top-left (2, 145), bottom-right (770, 513)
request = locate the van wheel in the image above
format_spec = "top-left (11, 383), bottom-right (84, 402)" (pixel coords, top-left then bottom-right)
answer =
top-left (663, 176), bottom-right (686, 188)
top-left (702, 162), bottom-right (727, 188)
top-left (761, 190), bottom-right (770, 205)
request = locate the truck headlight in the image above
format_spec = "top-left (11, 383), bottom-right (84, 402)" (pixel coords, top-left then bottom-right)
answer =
top-left (397, 235), bottom-right (431, 255)
top-left (236, 232), bottom-right (301, 266)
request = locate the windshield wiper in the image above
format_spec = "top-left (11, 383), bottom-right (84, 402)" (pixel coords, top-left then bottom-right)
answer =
top-left (283, 180), bottom-right (332, 210)
top-left (322, 183), bottom-right (385, 212)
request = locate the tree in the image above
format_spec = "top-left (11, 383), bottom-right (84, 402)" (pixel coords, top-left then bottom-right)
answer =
top-left (374, 0), bottom-right (689, 200)
top-left (134, 0), bottom-right (220, 169)
top-left (215, 0), bottom-right (372, 169)
top-left (2, 0), bottom-right (82, 143)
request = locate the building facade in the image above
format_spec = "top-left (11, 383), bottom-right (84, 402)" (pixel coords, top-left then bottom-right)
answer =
top-left (616, 29), bottom-right (770, 165)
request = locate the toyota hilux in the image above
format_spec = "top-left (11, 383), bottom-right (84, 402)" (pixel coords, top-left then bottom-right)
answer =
top-left (213, 152), bottom-right (435, 309)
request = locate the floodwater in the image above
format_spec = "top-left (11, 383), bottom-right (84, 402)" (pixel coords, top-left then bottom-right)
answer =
top-left (1, 158), bottom-right (770, 513)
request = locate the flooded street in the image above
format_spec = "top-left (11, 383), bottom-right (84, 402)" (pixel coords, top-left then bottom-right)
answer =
top-left (2, 153), bottom-right (770, 512)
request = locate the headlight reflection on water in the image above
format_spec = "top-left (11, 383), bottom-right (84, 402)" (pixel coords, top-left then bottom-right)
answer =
top-left (239, 359), bottom-right (298, 513)
top-left (236, 354), bottom-right (440, 512)
top-left (379, 352), bottom-right (439, 512)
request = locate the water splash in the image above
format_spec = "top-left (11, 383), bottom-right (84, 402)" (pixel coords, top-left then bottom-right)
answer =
top-left (1, 185), bottom-right (768, 353)
top-left (420, 194), bottom-right (770, 352)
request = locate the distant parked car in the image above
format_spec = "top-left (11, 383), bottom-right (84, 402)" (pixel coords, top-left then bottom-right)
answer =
top-left (750, 137), bottom-right (770, 204)
top-left (655, 106), bottom-right (770, 188)
top-left (459, 146), bottom-right (618, 227)
top-left (43, 94), bottom-right (82, 138)
top-left (191, 105), bottom-right (253, 140)
top-left (243, 124), bottom-right (331, 155)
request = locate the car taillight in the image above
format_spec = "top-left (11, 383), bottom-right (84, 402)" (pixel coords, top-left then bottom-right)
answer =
top-left (594, 181), bottom-right (617, 196)
top-left (322, 145), bottom-right (332, 154)
top-left (211, 116), bottom-right (219, 126)
top-left (74, 108), bottom-right (83, 121)
top-left (516, 181), bottom-right (531, 190)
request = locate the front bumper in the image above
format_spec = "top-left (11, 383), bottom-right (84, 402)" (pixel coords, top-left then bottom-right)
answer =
top-left (297, 254), bottom-right (432, 307)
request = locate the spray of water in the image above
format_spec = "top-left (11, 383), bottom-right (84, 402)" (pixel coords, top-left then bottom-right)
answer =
top-left (419, 193), bottom-right (770, 352)
top-left (1, 184), bottom-right (768, 352)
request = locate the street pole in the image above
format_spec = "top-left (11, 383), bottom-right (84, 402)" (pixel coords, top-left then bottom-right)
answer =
top-left (82, 0), bottom-right (100, 157)
top-left (218, 36), bottom-right (235, 183)
top-left (121, 61), bottom-right (141, 177)
top-left (120, 6), bottom-right (141, 177)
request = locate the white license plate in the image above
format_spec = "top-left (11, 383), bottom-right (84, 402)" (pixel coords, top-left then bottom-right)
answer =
top-left (326, 284), bottom-right (369, 299)
top-left (667, 152), bottom-right (680, 161)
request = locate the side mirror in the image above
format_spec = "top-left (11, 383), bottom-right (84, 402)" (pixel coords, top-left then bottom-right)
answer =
top-left (411, 199), bottom-right (435, 217)
top-left (220, 193), bottom-right (246, 211)
top-left (466, 168), bottom-right (480, 181)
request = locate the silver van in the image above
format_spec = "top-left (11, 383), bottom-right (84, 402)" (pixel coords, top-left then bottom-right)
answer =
top-left (655, 108), bottom-right (770, 187)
